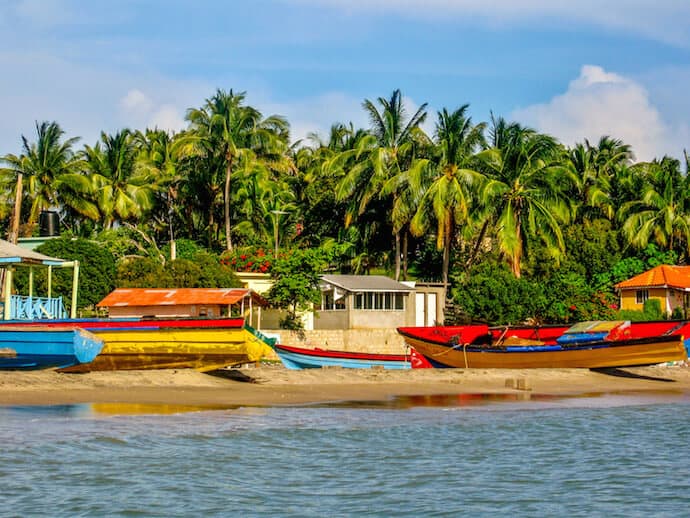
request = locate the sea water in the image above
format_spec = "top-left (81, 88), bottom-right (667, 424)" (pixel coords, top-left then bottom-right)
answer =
top-left (2, 392), bottom-right (690, 517)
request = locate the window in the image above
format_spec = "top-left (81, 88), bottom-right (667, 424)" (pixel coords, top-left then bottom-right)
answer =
top-left (321, 290), bottom-right (345, 310)
top-left (635, 289), bottom-right (649, 305)
top-left (353, 292), bottom-right (405, 311)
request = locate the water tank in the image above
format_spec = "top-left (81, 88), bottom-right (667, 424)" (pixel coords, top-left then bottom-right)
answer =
top-left (39, 210), bottom-right (60, 237)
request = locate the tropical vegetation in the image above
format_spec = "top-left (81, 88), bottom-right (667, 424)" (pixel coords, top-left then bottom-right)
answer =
top-left (2, 87), bottom-right (690, 325)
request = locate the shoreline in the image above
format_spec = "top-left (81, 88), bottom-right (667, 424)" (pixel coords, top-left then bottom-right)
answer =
top-left (2, 364), bottom-right (690, 408)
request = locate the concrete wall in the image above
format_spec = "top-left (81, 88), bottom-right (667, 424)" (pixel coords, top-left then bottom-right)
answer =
top-left (314, 310), bottom-right (349, 329)
top-left (350, 309), bottom-right (406, 329)
top-left (264, 328), bottom-right (408, 354)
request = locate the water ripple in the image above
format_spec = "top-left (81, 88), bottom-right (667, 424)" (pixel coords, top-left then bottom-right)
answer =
top-left (2, 398), bottom-right (690, 516)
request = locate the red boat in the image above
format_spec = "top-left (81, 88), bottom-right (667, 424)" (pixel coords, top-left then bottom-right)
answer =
top-left (397, 321), bottom-right (689, 369)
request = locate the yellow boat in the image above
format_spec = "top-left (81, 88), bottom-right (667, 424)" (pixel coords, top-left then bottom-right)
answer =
top-left (47, 318), bottom-right (275, 372)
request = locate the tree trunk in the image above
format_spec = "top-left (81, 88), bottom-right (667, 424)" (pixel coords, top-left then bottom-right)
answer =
top-left (8, 172), bottom-right (23, 244)
top-left (394, 230), bottom-right (401, 281)
top-left (224, 158), bottom-right (234, 251)
top-left (466, 219), bottom-right (490, 270)
top-left (402, 230), bottom-right (408, 280)
top-left (511, 220), bottom-right (522, 278)
top-left (442, 214), bottom-right (452, 301)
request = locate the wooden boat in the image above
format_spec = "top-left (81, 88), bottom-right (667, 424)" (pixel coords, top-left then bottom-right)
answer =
top-left (0, 326), bottom-right (103, 370)
top-left (0, 318), bottom-right (276, 372)
top-left (272, 343), bottom-right (432, 370)
top-left (397, 321), bottom-right (688, 369)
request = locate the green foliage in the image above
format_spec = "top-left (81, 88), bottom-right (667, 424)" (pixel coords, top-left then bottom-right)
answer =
top-left (452, 262), bottom-right (549, 325)
top-left (96, 227), bottom-right (151, 261)
top-left (162, 238), bottom-right (203, 261)
top-left (609, 244), bottom-right (678, 285)
top-left (116, 252), bottom-right (241, 288)
top-left (453, 259), bottom-right (618, 325)
top-left (267, 247), bottom-right (332, 329)
top-left (117, 257), bottom-right (169, 287)
top-left (17, 237), bottom-right (117, 310)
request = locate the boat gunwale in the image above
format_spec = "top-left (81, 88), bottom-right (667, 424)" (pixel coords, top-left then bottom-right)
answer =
top-left (273, 343), bottom-right (409, 362)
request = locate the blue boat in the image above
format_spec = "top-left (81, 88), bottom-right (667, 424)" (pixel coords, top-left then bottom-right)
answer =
top-left (0, 327), bottom-right (104, 370)
top-left (272, 343), bottom-right (418, 370)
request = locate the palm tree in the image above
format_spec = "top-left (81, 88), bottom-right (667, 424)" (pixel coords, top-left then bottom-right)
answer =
top-left (0, 121), bottom-right (80, 240)
top-left (135, 129), bottom-right (185, 255)
top-left (337, 89), bottom-right (429, 279)
top-left (185, 89), bottom-right (290, 251)
top-left (81, 130), bottom-right (155, 229)
top-left (619, 157), bottom-right (690, 255)
top-left (411, 106), bottom-right (486, 291)
top-left (478, 118), bottom-right (574, 278)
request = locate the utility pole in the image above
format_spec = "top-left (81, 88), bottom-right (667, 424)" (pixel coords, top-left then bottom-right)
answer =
top-left (8, 172), bottom-right (23, 244)
top-left (271, 210), bottom-right (288, 258)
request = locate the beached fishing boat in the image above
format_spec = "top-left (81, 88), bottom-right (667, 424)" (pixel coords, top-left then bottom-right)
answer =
top-left (0, 318), bottom-right (276, 372)
top-left (397, 321), bottom-right (688, 369)
top-left (272, 343), bottom-right (432, 370)
top-left (0, 326), bottom-right (103, 370)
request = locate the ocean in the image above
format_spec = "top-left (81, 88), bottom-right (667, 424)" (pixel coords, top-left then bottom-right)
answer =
top-left (2, 391), bottom-right (690, 517)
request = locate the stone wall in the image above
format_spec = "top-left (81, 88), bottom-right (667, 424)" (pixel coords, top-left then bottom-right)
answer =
top-left (262, 328), bottom-right (407, 354)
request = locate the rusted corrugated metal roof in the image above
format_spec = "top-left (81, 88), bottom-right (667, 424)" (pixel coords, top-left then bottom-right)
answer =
top-left (97, 288), bottom-right (268, 307)
top-left (615, 265), bottom-right (690, 290)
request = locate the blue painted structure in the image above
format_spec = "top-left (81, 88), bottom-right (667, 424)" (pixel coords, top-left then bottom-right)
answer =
top-left (9, 295), bottom-right (68, 320)
top-left (0, 327), bottom-right (103, 370)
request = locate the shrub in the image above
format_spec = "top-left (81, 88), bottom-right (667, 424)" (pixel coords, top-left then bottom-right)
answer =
top-left (221, 246), bottom-right (272, 273)
top-left (15, 236), bottom-right (117, 311)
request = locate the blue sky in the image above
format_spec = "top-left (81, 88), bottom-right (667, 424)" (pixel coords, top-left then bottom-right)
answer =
top-left (1, 0), bottom-right (689, 161)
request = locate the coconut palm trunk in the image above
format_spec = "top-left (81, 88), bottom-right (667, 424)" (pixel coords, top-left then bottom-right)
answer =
top-left (224, 156), bottom-right (234, 251)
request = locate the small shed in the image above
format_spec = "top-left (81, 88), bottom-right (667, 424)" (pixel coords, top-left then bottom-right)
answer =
top-left (317, 275), bottom-right (417, 329)
top-left (615, 264), bottom-right (690, 315)
top-left (97, 288), bottom-right (268, 327)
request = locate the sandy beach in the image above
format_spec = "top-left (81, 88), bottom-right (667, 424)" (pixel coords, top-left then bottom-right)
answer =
top-left (1, 363), bottom-right (690, 407)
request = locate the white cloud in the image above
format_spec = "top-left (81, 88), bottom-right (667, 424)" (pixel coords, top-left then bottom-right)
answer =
top-left (149, 105), bottom-right (186, 133)
top-left (293, 0), bottom-right (690, 47)
top-left (120, 89), bottom-right (153, 114)
top-left (118, 90), bottom-right (186, 133)
top-left (512, 65), bottom-right (689, 162)
top-left (0, 50), bottom-right (210, 152)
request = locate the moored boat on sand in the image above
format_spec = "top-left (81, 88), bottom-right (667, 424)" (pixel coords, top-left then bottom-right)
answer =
top-left (272, 343), bottom-right (432, 370)
top-left (0, 326), bottom-right (103, 370)
top-left (397, 321), bottom-right (688, 369)
top-left (0, 318), bottom-right (275, 372)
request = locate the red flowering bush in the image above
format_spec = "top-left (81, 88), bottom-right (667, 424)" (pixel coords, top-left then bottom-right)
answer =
top-left (221, 247), bottom-right (272, 273)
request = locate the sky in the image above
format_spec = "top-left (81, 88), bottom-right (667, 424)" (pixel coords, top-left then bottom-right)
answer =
top-left (1, 0), bottom-right (689, 162)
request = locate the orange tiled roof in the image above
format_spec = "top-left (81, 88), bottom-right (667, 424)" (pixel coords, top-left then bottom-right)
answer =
top-left (97, 288), bottom-right (267, 307)
top-left (614, 265), bottom-right (690, 290)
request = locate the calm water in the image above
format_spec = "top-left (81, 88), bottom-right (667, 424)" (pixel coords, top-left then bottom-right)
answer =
top-left (2, 392), bottom-right (690, 517)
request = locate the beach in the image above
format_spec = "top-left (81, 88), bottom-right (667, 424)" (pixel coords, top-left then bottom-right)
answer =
top-left (2, 363), bottom-right (690, 407)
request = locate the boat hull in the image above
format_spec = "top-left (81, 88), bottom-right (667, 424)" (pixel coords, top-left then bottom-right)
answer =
top-left (60, 327), bottom-right (274, 372)
top-left (0, 327), bottom-right (103, 370)
top-left (0, 317), bottom-right (275, 372)
top-left (398, 328), bottom-right (687, 369)
top-left (273, 344), bottom-right (411, 370)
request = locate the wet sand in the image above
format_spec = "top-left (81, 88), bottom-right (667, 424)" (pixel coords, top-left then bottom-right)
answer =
top-left (1, 364), bottom-right (690, 407)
